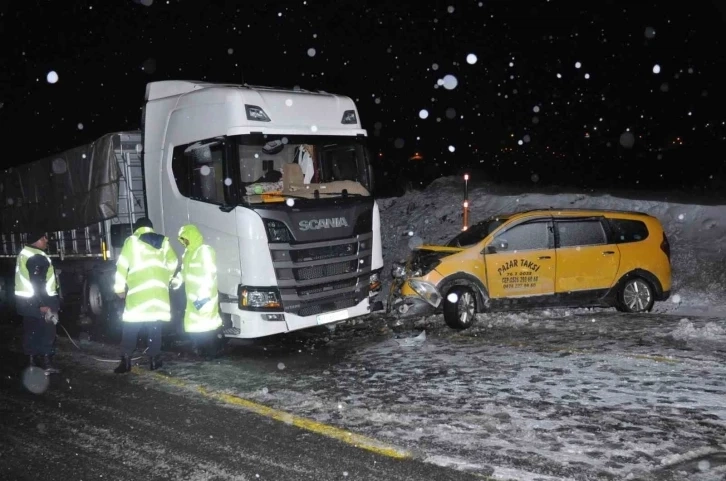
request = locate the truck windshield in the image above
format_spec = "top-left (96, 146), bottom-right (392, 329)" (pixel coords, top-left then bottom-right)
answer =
top-left (232, 134), bottom-right (373, 204)
top-left (446, 217), bottom-right (508, 247)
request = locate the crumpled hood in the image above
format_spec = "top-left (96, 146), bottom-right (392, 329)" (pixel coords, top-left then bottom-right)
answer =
top-left (178, 224), bottom-right (204, 250)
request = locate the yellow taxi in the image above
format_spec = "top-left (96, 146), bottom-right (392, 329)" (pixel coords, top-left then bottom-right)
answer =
top-left (388, 209), bottom-right (672, 329)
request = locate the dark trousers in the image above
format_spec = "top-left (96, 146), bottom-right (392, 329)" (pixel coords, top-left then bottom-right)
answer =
top-left (23, 316), bottom-right (56, 356)
top-left (120, 322), bottom-right (161, 357)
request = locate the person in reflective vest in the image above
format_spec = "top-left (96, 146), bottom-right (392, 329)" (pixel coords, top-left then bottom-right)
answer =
top-left (172, 224), bottom-right (223, 358)
top-left (113, 217), bottom-right (178, 373)
top-left (14, 231), bottom-right (61, 375)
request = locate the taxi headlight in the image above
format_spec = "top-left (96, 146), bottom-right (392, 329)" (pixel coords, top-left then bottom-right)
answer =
top-left (408, 279), bottom-right (442, 308)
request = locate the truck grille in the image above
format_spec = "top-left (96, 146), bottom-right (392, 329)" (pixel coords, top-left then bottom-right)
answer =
top-left (270, 233), bottom-right (373, 317)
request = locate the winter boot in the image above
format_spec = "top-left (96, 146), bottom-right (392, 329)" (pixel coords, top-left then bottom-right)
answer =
top-left (149, 355), bottom-right (163, 371)
top-left (39, 355), bottom-right (60, 375)
top-left (114, 356), bottom-right (131, 374)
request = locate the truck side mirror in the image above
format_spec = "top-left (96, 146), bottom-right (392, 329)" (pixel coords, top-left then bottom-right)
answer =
top-left (485, 244), bottom-right (497, 254)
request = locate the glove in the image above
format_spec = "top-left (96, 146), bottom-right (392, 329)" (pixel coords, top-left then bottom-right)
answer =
top-left (44, 310), bottom-right (59, 325)
top-left (193, 298), bottom-right (210, 310)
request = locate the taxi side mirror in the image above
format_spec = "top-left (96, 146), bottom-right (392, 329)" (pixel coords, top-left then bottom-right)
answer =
top-left (484, 240), bottom-right (507, 254)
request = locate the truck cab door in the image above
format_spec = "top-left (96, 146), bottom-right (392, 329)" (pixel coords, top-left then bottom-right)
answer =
top-left (182, 138), bottom-right (240, 297)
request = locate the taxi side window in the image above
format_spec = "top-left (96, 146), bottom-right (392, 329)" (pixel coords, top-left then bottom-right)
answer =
top-left (607, 218), bottom-right (649, 243)
top-left (556, 220), bottom-right (607, 247)
top-left (494, 221), bottom-right (553, 251)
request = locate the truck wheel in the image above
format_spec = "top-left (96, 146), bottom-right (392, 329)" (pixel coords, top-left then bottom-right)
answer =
top-left (83, 277), bottom-right (106, 323)
top-left (83, 275), bottom-right (121, 342)
top-left (443, 286), bottom-right (477, 330)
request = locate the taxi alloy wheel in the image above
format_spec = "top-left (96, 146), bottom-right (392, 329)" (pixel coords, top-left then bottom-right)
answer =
top-left (619, 277), bottom-right (654, 313)
top-left (443, 286), bottom-right (477, 330)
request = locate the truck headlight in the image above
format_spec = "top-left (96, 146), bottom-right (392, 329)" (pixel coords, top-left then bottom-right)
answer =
top-left (238, 286), bottom-right (282, 310)
top-left (408, 279), bottom-right (442, 308)
top-left (391, 262), bottom-right (406, 279)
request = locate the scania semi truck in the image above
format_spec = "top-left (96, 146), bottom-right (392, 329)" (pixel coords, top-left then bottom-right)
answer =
top-left (0, 80), bottom-right (384, 339)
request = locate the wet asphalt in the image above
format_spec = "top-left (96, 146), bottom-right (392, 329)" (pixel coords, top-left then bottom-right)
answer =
top-left (0, 320), bottom-right (484, 481)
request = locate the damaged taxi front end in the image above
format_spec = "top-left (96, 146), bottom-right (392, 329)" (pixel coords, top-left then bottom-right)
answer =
top-left (387, 246), bottom-right (463, 317)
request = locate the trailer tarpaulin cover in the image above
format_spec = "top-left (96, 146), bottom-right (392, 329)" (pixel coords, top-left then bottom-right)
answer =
top-left (0, 133), bottom-right (122, 233)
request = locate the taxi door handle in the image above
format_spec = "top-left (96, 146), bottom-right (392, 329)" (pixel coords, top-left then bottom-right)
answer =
top-left (603, 251), bottom-right (615, 255)
top-left (538, 255), bottom-right (551, 260)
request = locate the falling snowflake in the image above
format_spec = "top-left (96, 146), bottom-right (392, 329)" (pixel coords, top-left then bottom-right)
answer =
top-left (575, 61), bottom-right (582, 69)
top-left (442, 74), bottom-right (458, 90)
top-left (46, 71), bottom-right (59, 84)
top-left (466, 53), bottom-right (478, 65)
top-left (200, 165), bottom-right (211, 176)
top-left (652, 64), bottom-right (661, 74)
top-left (77, 123), bottom-right (84, 130)
top-left (619, 132), bottom-right (635, 149)
top-left (448, 145), bottom-right (455, 152)
top-left (419, 109), bottom-right (429, 119)
top-left (307, 48), bottom-right (316, 57)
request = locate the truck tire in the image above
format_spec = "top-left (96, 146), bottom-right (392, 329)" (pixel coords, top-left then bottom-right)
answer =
top-left (83, 274), bottom-right (122, 342)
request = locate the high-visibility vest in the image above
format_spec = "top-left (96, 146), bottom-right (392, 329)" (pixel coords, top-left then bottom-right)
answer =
top-left (114, 227), bottom-right (178, 323)
top-left (14, 246), bottom-right (58, 300)
top-left (174, 224), bottom-right (222, 333)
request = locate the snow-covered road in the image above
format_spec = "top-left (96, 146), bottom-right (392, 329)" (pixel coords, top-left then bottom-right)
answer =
top-left (59, 308), bottom-right (726, 481)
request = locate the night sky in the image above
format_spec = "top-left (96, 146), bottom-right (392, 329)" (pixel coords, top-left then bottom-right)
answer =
top-left (2, 0), bottom-right (726, 194)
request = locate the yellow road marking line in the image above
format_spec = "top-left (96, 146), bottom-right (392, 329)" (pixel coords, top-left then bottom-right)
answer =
top-left (133, 367), bottom-right (412, 460)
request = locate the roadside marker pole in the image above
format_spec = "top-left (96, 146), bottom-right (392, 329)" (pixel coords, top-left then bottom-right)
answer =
top-left (463, 173), bottom-right (470, 231)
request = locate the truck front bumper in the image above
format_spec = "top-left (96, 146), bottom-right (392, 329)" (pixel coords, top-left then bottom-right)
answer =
top-left (220, 295), bottom-right (382, 339)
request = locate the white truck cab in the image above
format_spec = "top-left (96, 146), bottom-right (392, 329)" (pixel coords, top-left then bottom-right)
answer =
top-left (141, 80), bottom-right (384, 338)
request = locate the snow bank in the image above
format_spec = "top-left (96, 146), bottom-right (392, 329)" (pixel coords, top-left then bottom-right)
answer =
top-left (378, 176), bottom-right (726, 316)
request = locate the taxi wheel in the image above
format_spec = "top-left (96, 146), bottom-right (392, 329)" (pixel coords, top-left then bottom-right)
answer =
top-left (443, 286), bottom-right (477, 330)
top-left (616, 277), bottom-right (655, 313)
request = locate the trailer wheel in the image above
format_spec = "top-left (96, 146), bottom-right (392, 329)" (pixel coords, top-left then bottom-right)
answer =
top-left (83, 277), bottom-right (106, 322)
top-left (83, 274), bottom-right (121, 342)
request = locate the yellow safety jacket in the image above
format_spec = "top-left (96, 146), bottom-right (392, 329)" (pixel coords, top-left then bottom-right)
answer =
top-left (172, 225), bottom-right (222, 333)
top-left (114, 226), bottom-right (178, 322)
top-left (14, 246), bottom-right (59, 317)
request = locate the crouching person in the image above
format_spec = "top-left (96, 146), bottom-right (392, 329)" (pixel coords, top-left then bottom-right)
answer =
top-left (113, 218), bottom-right (178, 373)
top-left (172, 224), bottom-right (223, 359)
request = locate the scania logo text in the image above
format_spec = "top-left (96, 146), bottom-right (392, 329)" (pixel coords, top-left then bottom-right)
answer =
top-left (298, 217), bottom-right (350, 231)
